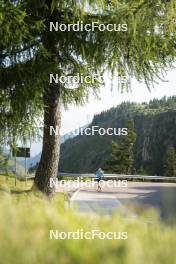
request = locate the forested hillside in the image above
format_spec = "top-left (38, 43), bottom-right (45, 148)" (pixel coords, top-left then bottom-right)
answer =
top-left (59, 96), bottom-right (176, 175)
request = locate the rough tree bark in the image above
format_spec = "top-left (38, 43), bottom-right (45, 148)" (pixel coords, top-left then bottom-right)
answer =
top-left (33, 85), bottom-right (61, 196)
top-left (33, 0), bottom-right (62, 196)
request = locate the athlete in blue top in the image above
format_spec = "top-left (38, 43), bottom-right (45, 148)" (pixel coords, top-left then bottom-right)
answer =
top-left (95, 168), bottom-right (104, 192)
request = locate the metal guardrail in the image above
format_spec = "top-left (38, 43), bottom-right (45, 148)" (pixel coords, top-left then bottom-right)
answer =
top-left (24, 173), bottom-right (176, 182)
top-left (59, 173), bottom-right (176, 182)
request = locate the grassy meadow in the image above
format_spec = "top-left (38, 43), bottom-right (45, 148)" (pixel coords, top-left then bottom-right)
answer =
top-left (0, 175), bottom-right (176, 264)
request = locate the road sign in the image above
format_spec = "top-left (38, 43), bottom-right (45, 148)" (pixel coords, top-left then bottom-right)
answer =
top-left (12, 147), bottom-right (30, 158)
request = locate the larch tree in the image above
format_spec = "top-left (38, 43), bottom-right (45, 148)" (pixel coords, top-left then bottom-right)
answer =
top-left (0, 0), bottom-right (176, 196)
top-left (105, 119), bottom-right (136, 174)
top-left (164, 146), bottom-right (176, 177)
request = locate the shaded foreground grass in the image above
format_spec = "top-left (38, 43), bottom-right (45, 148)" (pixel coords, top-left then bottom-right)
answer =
top-left (0, 189), bottom-right (176, 264)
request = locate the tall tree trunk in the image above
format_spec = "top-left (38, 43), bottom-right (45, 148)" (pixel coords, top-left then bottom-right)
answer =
top-left (33, 2), bottom-right (61, 196)
top-left (33, 85), bottom-right (61, 196)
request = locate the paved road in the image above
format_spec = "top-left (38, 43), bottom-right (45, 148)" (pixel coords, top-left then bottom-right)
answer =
top-left (67, 181), bottom-right (176, 223)
top-left (70, 189), bottom-right (123, 215)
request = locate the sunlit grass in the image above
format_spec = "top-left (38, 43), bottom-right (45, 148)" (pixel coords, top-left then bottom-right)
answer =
top-left (0, 175), bottom-right (175, 263)
top-left (0, 190), bottom-right (175, 264)
top-left (0, 174), bottom-right (33, 194)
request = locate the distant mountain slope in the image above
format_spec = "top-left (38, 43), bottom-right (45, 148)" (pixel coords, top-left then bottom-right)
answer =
top-left (59, 96), bottom-right (176, 175)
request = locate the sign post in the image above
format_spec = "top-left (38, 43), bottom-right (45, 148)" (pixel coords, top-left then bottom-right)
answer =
top-left (12, 147), bottom-right (30, 186)
top-left (14, 153), bottom-right (17, 187)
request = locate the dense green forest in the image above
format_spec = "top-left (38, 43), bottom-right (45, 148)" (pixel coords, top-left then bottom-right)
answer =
top-left (59, 96), bottom-right (176, 175)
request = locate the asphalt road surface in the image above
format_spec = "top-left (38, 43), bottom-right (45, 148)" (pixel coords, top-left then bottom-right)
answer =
top-left (68, 181), bottom-right (176, 223)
